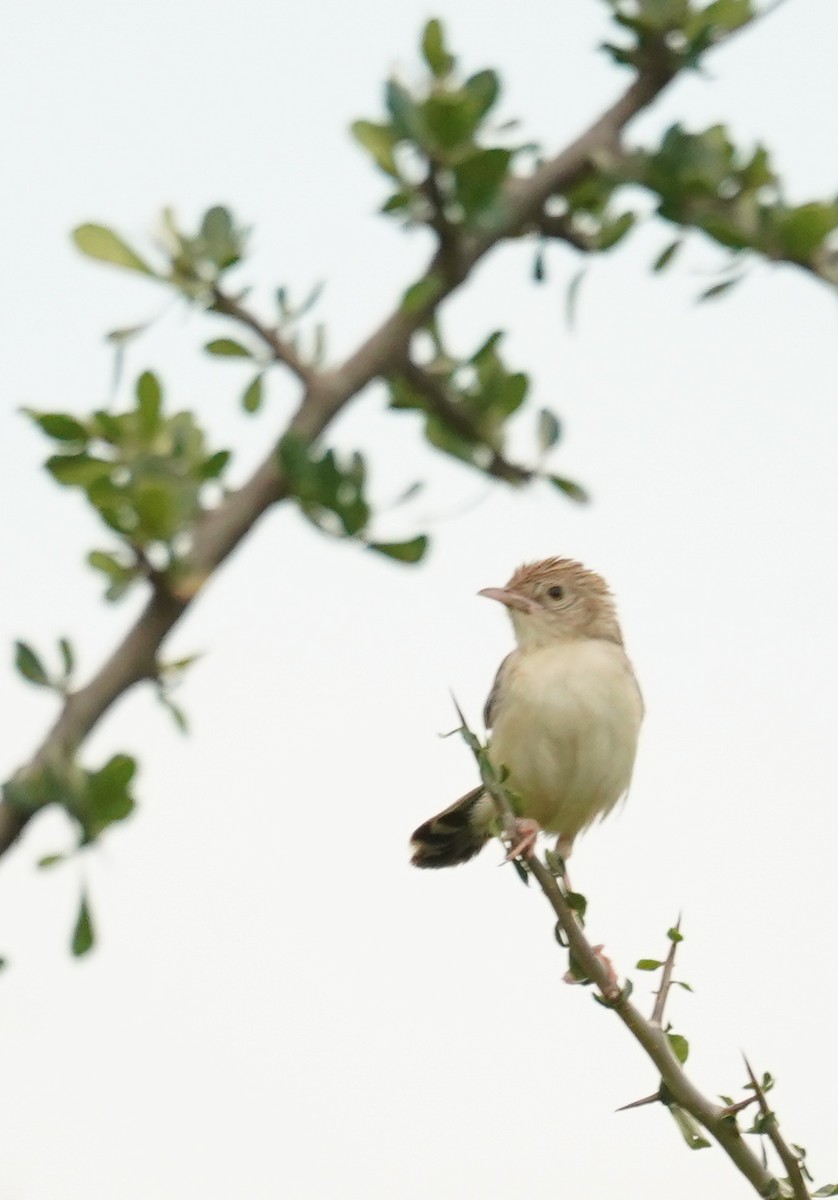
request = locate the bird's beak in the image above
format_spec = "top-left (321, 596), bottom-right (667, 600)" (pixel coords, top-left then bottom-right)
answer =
top-left (478, 587), bottom-right (539, 614)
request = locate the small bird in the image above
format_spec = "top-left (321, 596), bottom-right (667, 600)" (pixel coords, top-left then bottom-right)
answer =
top-left (411, 557), bottom-right (643, 868)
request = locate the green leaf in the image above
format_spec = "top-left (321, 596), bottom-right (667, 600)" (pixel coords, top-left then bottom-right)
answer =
top-left (58, 637), bottom-right (75, 679)
top-left (160, 654), bottom-right (201, 676)
top-left (242, 375), bottom-right (264, 414)
top-left (71, 892), bottom-right (95, 957)
top-left (381, 190), bottom-right (412, 215)
top-left (565, 268), bottom-right (586, 328)
top-left (199, 205), bottom-right (243, 270)
top-left (813, 1187), bottom-right (838, 1197)
top-left (544, 849), bottom-right (566, 876)
top-left (463, 70), bottom-right (499, 121)
top-left (636, 958), bottom-right (663, 970)
top-left (85, 753), bottom-right (136, 834)
top-left (37, 853), bottom-right (66, 869)
top-left (675, 980), bottom-right (694, 992)
top-left (205, 338), bottom-right (252, 358)
top-left (668, 1104), bottom-right (710, 1150)
top-left (160, 694), bottom-right (189, 734)
top-left (511, 857), bottom-right (530, 886)
top-left (197, 449), bottom-right (231, 480)
top-left (46, 453), bottom-right (111, 488)
top-left (423, 92), bottom-right (482, 153)
top-left (698, 277), bottom-right (741, 303)
top-left (14, 641), bottom-right (49, 687)
top-left (667, 1032), bottom-right (689, 1064)
top-left (351, 120), bottom-right (400, 177)
top-left (73, 224), bottom-right (155, 275)
top-left (87, 550), bottom-right (138, 602)
top-left (667, 926), bottom-right (684, 943)
top-left (421, 18), bottom-right (455, 77)
top-left (106, 322), bottom-right (150, 345)
top-left (401, 273), bottom-right (443, 313)
top-left (565, 890), bottom-right (587, 919)
top-left (369, 535), bottom-right (429, 563)
top-left (26, 411), bottom-right (88, 442)
top-left (136, 371), bottom-right (163, 435)
top-left (653, 239), bottom-right (683, 272)
top-left (453, 148), bottom-right (512, 220)
top-left (386, 79), bottom-right (422, 141)
top-left (596, 211), bottom-right (635, 251)
top-left (548, 474), bottom-right (589, 503)
top-left (537, 409), bottom-right (561, 452)
top-left (133, 481), bottom-right (178, 541)
top-left (775, 201), bottom-right (838, 260)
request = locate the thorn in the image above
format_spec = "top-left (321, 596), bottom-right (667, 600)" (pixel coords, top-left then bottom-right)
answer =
top-left (616, 1091), bottom-right (661, 1113)
top-left (449, 691), bottom-right (467, 729)
top-left (720, 1095), bottom-right (759, 1118)
top-left (651, 916), bottom-right (681, 1025)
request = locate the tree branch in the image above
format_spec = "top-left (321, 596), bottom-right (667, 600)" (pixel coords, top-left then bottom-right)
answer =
top-left (0, 35), bottom-right (720, 854)
top-left (210, 286), bottom-right (315, 386)
top-left (398, 361), bottom-right (533, 486)
top-left (651, 918), bottom-right (681, 1025)
top-left (472, 749), bottom-right (783, 1197)
top-left (744, 1057), bottom-right (810, 1200)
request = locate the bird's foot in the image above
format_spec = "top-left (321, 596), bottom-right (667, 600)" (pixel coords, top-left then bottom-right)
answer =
top-left (504, 817), bottom-right (541, 861)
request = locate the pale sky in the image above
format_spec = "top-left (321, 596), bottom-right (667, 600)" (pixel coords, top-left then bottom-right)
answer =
top-left (2, 2), bottom-right (837, 1198)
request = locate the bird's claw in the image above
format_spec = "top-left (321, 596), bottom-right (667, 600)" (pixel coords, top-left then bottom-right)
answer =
top-left (504, 817), bottom-right (541, 861)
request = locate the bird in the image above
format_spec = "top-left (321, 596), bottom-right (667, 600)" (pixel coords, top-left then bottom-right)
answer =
top-left (411, 557), bottom-right (643, 869)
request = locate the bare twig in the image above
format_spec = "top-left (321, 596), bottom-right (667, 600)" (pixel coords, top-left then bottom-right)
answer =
top-left (210, 287), bottom-right (315, 385)
top-left (744, 1057), bottom-right (810, 1200)
top-left (651, 916), bottom-right (681, 1025)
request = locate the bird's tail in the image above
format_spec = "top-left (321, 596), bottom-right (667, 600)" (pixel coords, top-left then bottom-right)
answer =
top-left (410, 786), bottom-right (494, 868)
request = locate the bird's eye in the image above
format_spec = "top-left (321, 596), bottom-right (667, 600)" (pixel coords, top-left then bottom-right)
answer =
top-left (547, 585), bottom-right (564, 600)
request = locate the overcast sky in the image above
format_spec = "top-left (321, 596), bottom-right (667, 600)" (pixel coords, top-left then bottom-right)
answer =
top-left (2, 2), bottom-right (837, 1197)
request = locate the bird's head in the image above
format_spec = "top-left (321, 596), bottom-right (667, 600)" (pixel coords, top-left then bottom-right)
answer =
top-left (479, 557), bottom-right (622, 649)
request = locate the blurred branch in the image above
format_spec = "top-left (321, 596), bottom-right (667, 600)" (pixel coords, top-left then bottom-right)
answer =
top-left (210, 287), bottom-right (315, 385)
top-left (399, 362), bottom-right (533, 485)
top-left (0, 12), bottom-right (762, 857)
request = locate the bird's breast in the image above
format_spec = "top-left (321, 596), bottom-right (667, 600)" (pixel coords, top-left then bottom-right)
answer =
top-left (487, 639), bottom-right (643, 836)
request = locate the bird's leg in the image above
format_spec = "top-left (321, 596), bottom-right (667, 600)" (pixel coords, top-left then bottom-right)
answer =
top-left (504, 817), bottom-right (541, 861)
top-left (555, 834), bottom-right (574, 891)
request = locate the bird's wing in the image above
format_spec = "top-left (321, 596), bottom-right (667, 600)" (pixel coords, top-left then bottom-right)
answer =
top-left (483, 651), bottom-right (517, 729)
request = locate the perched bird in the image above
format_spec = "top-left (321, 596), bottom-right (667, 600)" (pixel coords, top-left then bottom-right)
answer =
top-left (411, 557), bottom-right (643, 868)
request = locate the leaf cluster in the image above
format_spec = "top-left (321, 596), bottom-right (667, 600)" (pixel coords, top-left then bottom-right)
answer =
top-left (602, 0), bottom-right (755, 73)
top-left (75, 205), bottom-right (248, 300)
top-left (619, 124), bottom-right (838, 290)
top-left (278, 434), bottom-right (428, 563)
top-left (353, 19), bottom-right (524, 234)
top-left (4, 753), bottom-right (136, 847)
top-left (27, 371), bottom-right (231, 600)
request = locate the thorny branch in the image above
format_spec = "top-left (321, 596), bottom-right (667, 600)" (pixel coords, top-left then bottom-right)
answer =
top-left (744, 1058), bottom-right (810, 1200)
top-left (651, 916), bottom-right (681, 1026)
top-left (467, 723), bottom-right (800, 1199)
